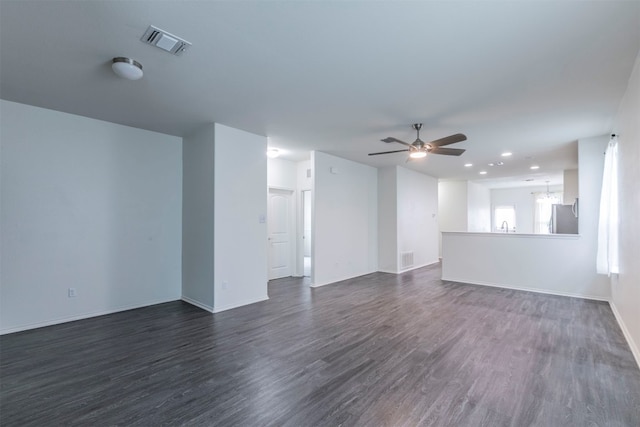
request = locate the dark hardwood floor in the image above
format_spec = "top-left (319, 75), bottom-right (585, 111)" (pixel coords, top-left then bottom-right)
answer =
top-left (2, 264), bottom-right (639, 426)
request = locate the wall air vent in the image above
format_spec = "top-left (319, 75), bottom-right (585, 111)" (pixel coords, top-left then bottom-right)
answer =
top-left (400, 251), bottom-right (414, 270)
top-left (141, 25), bottom-right (192, 56)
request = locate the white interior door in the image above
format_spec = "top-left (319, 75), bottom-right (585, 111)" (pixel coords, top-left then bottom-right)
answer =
top-left (268, 188), bottom-right (293, 280)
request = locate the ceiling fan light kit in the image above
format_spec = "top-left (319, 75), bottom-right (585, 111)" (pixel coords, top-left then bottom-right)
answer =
top-left (369, 123), bottom-right (467, 160)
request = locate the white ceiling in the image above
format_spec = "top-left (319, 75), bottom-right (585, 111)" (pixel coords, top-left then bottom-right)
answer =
top-left (1, 1), bottom-right (638, 187)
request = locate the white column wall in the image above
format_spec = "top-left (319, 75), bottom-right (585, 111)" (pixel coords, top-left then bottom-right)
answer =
top-left (213, 124), bottom-right (268, 311)
top-left (312, 151), bottom-right (378, 287)
top-left (377, 167), bottom-right (398, 273)
top-left (182, 124), bottom-right (216, 311)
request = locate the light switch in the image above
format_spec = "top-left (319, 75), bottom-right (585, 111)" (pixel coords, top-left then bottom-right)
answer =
top-left (259, 214), bottom-right (266, 223)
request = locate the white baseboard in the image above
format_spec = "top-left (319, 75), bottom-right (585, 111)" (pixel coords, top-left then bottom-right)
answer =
top-left (377, 260), bottom-right (440, 275)
top-left (0, 296), bottom-right (180, 335)
top-left (377, 269), bottom-right (398, 274)
top-left (609, 301), bottom-right (640, 370)
top-left (213, 295), bottom-right (269, 313)
top-left (310, 270), bottom-right (377, 288)
top-left (399, 260), bottom-right (441, 273)
top-left (441, 276), bottom-right (610, 302)
top-left (181, 296), bottom-right (214, 313)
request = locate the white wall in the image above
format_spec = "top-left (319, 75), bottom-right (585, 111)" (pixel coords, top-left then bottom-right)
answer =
top-left (577, 135), bottom-right (611, 296)
top-left (563, 169), bottom-right (579, 203)
top-left (377, 167), bottom-right (398, 273)
top-left (442, 232), bottom-right (609, 300)
top-left (312, 151), bottom-right (377, 286)
top-left (437, 180), bottom-right (490, 254)
top-left (397, 167), bottom-right (439, 269)
top-left (437, 180), bottom-right (468, 256)
top-left (438, 181), bottom-right (468, 231)
top-left (213, 124), bottom-right (268, 311)
top-left (0, 101), bottom-right (182, 334)
top-left (467, 181), bottom-right (491, 232)
top-left (182, 124), bottom-right (215, 311)
top-left (490, 185), bottom-right (562, 234)
top-left (267, 157), bottom-right (297, 190)
top-left (297, 160), bottom-right (312, 191)
top-left (611, 51), bottom-right (640, 367)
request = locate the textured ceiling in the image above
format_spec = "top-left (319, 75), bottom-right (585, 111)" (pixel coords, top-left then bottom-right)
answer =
top-left (1, 1), bottom-right (638, 186)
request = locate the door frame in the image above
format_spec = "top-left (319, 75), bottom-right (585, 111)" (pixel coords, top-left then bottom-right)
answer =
top-left (267, 187), bottom-right (296, 280)
top-left (300, 189), bottom-right (312, 277)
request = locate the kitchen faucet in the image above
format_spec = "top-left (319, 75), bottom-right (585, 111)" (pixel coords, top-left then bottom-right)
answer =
top-left (501, 221), bottom-right (509, 233)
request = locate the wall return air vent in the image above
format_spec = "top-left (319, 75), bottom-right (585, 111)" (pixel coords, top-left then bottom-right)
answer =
top-left (141, 25), bottom-right (192, 56)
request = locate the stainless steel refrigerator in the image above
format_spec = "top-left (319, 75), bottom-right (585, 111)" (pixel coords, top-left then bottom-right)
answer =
top-left (551, 201), bottom-right (579, 234)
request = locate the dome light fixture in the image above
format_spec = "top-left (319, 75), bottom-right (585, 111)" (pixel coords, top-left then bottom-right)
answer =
top-left (266, 148), bottom-right (280, 159)
top-left (112, 57), bottom-right (143, 80)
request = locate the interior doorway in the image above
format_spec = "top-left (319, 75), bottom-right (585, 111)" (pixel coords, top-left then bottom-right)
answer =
top-left (302, 190), bottom-right (312, 277)
top-left (268, 188), bottom-right (294, 280)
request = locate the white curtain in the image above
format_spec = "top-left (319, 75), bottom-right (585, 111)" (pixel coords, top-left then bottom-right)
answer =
top-left (596, 136), bottom-right (619, 275)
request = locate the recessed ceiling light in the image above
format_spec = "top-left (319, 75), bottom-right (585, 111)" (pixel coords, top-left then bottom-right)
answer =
top-left (488, 163), bottom-right (495, 166)
top-left (496, 161), bottom-right (504, 166)
top-left (464, 163), bottom-right (473, 167)
top-left (479, 171), bottom-right (487, 175)
top-left (501, 152), bottom-right (512, 157)
top-left (266, 148), bottom-right (280, 158)
top-left (530, 165), bottom-right (540, 170)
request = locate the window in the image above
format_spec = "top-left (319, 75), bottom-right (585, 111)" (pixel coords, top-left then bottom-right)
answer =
top-left (494, 205), bottom-right (516, 232)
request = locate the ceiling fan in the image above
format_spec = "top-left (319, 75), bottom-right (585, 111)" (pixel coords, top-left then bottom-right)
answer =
top-left (369, 124), bottom-right (467, 159)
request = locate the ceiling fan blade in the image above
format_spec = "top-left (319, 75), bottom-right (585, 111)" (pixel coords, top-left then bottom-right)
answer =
top-left (429, 133), bottom-right (467, 147)
top-left (368, 149), bottom-right (409, 156)
top-left (381, 137), bottom-right (412, 147)
top-left (429, 147), bottom-right (466, 156)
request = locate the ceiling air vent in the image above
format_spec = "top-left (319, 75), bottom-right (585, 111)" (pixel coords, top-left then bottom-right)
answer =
top-left (141, 25), bottom-right (191, 56)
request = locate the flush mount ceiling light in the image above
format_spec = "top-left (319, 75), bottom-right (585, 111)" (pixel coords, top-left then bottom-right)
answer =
top-left (112, 57), bottom-right (143, 80)
top-left (266, 148), bottom-right (280, 158)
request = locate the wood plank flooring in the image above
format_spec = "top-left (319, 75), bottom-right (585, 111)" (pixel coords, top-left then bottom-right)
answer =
top-left (2, 264), bottom-right (639, 426)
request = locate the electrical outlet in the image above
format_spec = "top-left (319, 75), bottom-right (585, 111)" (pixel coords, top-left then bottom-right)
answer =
top-left (222, 281), bottom-right (228, 290)
top-left (68, 288), bottom-right (77, 298)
